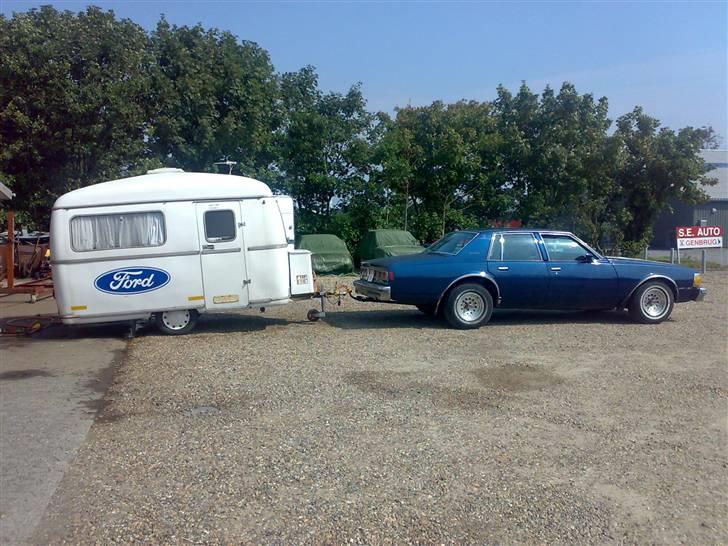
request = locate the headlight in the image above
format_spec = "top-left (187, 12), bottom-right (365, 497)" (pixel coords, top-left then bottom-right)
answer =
top-left (693, 273), bottom-right (702, 287)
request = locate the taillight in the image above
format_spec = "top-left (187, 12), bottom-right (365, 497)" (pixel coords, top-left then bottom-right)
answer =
top-left (388, 271), bottom-right (395, 282)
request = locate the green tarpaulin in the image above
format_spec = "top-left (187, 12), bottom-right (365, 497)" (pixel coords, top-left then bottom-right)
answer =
top-left (297, 234), bottom-right (354, 274)
top-left (358, 229), bottom-right (425, 261)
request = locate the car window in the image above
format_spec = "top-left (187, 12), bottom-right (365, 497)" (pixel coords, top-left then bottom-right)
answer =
top-left (542, 235), bottom-right (589, 261)
top-left (427, 231), bottom-right (477, 255)
top-left (490, 233), bottom-right (542, 261)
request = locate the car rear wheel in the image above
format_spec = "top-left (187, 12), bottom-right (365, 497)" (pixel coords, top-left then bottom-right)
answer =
top-left (444, 283), bottom-right (493, 329)
top-left (155, 309), bottom-right (199, 335)
top-left (628, 281), bottom-right (674, 324)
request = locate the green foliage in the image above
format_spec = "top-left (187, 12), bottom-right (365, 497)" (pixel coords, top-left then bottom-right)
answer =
top-left (0, 6), bottom-right (152, 224)
top-left (147, 18), bottom-right (278, 175)
top-left (609, 107), bottom-right (717, 251)
top-left (378, 100), bottom-right (509, 243)
top-left (274, 67), bottom-right (380, 240)
top-left (0, 5), bottom-right (717, 255)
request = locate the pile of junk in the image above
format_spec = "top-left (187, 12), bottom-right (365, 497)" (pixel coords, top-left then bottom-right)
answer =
top-left (0, 220), bottom-right (54, 303)
top-left (0, 229), bottom-right (51, 280)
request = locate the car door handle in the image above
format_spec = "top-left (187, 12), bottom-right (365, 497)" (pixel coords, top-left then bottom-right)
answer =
top-left (497, 266), bottom-right (509, 271)
top-left (550, 267), bottom-right (562, 271)
top-left (202, 244), bottom-right (215, 250)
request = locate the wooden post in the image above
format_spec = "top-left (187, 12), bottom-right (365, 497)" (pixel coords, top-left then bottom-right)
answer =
top-left (6, 210), bottom-right (14, 288)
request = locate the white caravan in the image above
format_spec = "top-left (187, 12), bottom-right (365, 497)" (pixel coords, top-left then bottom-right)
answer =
top-left (50, 169), bottom-right (314, 334)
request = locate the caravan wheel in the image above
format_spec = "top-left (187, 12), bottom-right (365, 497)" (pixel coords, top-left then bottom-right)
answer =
top-left (155, 309), bottom-right (199, 335)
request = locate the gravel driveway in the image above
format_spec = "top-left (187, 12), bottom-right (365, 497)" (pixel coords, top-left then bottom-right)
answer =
top-left (35, 273), bottom-right (727, 544)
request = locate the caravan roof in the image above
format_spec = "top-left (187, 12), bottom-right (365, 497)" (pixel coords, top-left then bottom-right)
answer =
top-left (53, 171), bottom-right (273, 210)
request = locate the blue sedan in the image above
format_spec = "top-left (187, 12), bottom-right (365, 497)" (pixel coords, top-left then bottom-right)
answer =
top-left (353, 229), bottom-right (706, 329)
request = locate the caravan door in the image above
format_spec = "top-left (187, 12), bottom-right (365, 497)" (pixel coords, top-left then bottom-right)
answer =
top-left (196, 202), bottom-right (248, 309)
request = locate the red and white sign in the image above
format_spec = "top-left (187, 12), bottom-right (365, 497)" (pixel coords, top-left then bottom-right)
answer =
top-left (676, 226), bottom-right (724, 249)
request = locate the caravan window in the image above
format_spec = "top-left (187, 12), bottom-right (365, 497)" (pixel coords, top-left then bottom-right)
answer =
top-left (204, 210), bottom-right (236, 242)
top-left (70, 211), bottom-right (166, 252)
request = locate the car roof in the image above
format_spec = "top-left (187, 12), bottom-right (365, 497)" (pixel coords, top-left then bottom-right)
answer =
top-left (471, 228), bottom-right (574, 235)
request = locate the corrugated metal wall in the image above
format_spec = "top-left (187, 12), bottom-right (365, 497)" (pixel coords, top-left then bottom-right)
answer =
top-left (693, 202), bottom-right (728, 247)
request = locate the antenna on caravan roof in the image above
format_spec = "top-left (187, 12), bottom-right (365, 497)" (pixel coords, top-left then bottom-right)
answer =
top-left (214, 159), bottom-right (237, 175)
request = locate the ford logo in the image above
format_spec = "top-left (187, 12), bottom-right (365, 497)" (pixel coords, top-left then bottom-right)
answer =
top-left (94, 267), bottom-right (170, 295)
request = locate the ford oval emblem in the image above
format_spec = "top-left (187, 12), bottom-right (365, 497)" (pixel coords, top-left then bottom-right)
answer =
top-left (94, 267), bottom-right (170, 295)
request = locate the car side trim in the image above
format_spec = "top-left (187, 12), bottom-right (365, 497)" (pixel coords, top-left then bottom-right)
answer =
top-left (435, 272), bottom-right (501, 314)
top-left (619, 274), bottom-right (679, 307)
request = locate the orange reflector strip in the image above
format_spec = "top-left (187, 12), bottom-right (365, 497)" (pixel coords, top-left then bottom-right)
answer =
top-left (71, 305), bottom-right (87, 311)
top-left (188, 295), bottom-right (204, 301)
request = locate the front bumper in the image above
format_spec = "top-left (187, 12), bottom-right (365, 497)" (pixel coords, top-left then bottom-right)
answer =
top-left (694, 287), bottom-right (707, 302)
top-left (680, 286), bottom-right (707, 303)
top-left (353, 279), bottom-right (392, 301)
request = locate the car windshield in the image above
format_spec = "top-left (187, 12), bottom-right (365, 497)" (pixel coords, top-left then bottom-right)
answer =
top-left (427, 231), bottom-right (477, 255)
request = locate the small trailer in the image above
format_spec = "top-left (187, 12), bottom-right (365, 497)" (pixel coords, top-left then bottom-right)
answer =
top-left (50, 168), bottom-right (315, 334)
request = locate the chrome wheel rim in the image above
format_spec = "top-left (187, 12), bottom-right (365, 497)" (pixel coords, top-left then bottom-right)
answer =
top-left (161, 310), bottom-right (191, 330)
top-left (640, 286), bottom-right (669, 319)
top-left (454, 291), bottom-right (486, 323)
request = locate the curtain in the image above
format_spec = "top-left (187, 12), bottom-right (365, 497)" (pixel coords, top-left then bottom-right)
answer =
top-left (71, 212), bottom-right (165, 251)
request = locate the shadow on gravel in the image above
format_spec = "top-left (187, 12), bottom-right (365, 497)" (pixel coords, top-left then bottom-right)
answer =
top-left (326, 309), bottom-right (445, 330)
top-left (182, 313), bottom-right (292, 334)
top-left (0, 318), bottom-right (129, 347)
top-left (326, 308), bottom-right (632, 329)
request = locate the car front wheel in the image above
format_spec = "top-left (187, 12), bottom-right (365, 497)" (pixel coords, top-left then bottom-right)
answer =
top-left (628, 281), bottom-right (674, 324)
top-left (155, 309), bottom-right (199, 335)
top-left (443, 283), bottom-right (493, 329)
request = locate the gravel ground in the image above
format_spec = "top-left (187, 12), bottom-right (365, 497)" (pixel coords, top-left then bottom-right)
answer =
top-left (35, 273), bottom-right (727, 544)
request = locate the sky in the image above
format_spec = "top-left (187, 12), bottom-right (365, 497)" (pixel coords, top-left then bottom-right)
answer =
top-left (2, 0), bottom-right (727, 142)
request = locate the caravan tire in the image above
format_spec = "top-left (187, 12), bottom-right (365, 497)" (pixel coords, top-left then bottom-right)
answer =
top-left (155, 309), bottom-right (199, 335)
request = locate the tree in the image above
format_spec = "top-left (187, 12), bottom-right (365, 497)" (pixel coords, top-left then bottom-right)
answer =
top-left (610, 107), bottom-right (717, 252)
top-left (0, 6), bottom-right (152, 225)
top-left (147, 19), bottom-right (278, 176)
top-left (274, 67), bottom-right (379, 240)
top-left (492, 82), bottom-right (617, 232)
top-left (379, 100), bottom-right (511, 243)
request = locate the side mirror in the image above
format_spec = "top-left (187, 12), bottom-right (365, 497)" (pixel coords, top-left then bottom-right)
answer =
top-left (577, 253), bottom-right (595, 263)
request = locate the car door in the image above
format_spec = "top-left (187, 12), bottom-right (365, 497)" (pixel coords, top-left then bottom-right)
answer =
top-left (486, 232), bottom-right (549, 308)
top-left (540, 233), bottom-right (618, 309)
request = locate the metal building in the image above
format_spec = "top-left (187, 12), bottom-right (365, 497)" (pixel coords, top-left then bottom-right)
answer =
top-left (651, 149), bottom-right (728, 249)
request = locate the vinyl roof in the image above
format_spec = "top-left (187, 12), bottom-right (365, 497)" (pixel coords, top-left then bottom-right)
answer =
top-left (53, 171), bottom-right (273, 209)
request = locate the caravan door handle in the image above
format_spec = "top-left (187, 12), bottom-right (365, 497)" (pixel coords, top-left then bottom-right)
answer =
top-left (202, 244), bottom-right (215, 250)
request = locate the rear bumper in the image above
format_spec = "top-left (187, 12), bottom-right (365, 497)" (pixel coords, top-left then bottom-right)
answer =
top-left (353, 279), bottom-right (392, 301)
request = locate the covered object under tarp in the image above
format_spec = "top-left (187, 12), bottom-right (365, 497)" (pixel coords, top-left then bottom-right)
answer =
top-left (358, 229), bottom-right (425, 261)
top-left (297, 234), bottom-right (354, 274)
